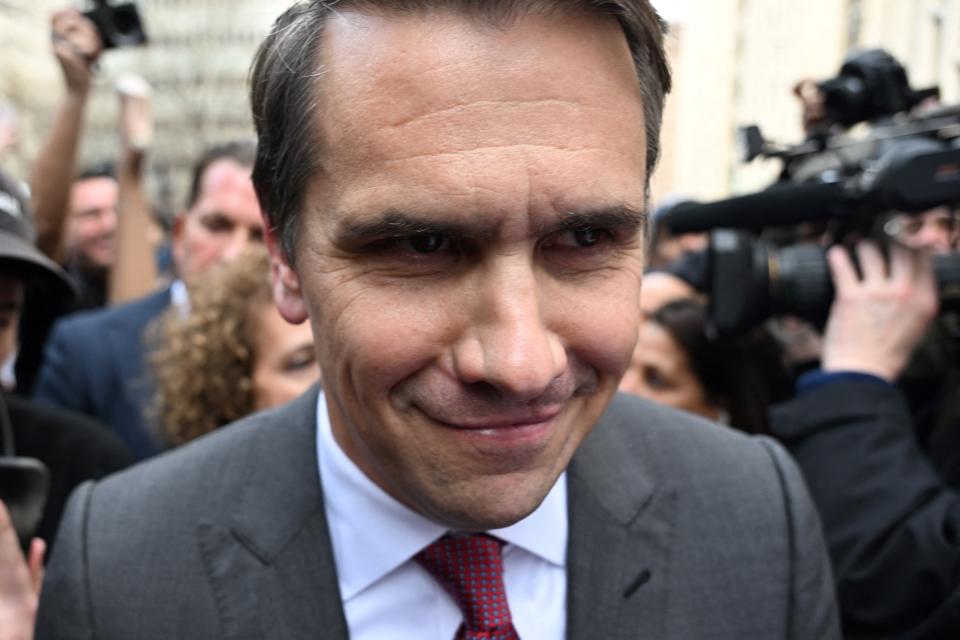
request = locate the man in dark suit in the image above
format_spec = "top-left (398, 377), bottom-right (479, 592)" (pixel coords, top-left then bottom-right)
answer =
top-left (32, 141), bottom-right (266, 458)
top-left (37, 1), bottom-right (841, 637)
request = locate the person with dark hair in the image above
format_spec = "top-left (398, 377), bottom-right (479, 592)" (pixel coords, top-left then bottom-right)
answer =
top-left (622, 298), bottom-right (792, 435)
top-left (38, 3), bottom-right (838, 638)
top-left (32, 141), bottom-right (264, 459)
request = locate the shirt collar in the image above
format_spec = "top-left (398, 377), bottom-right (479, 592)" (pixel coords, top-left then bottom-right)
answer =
top-left (316, 391), bottom-right (567, 601)
top-left (169, 279), bottom-right (190, 317)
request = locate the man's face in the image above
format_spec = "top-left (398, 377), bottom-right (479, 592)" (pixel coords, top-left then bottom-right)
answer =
top-left (0, 276), bottom-right (23, 365)
top-left (886, 206), bottom-right (958, 254)
top-left (173, 159), bottom-right (264, 279)
top-left (67, 176), bottom-right (118, 269)
top-left (272, 9), bottom-right (648, 530)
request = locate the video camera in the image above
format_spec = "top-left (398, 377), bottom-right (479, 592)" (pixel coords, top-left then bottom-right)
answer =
top-left (82, 0), bottom-right (148, 49)
top-left (664, 49), bottom-right (960, 335)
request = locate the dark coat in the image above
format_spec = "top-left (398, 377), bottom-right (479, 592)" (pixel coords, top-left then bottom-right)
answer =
top-left (32, 288), bottom-right (171, 459)
top-left (7, 394), bottom-right (133, 552)
top-left (771, 380), bottom-right (960, 638)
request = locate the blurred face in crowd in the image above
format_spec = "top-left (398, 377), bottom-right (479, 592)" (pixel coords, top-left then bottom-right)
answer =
top-left (886, 206), bottom-right (958, 254)
top-left (66, 176), bottom-right (118, 270)
top-left (250, 301), bottom-right (319, 411)
top-left (648, 228), bottom-right (706, 269)
top-left (173, 159), bottom-right (264, 279)
top-left (269, 10), bottom-right (648, 530)
top-left (620, 320), bottom-right (722, 421)
top-left (0, 276), bottom-right (23, 365)
top-left (640, 271), bottom-right (697, 319)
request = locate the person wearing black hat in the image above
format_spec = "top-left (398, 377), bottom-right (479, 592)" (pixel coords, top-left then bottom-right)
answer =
top-left (0, 169), bottom-right (132, 637)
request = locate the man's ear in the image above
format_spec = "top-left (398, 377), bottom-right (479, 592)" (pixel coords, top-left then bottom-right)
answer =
top-left (264, 217), bottom-right (309, 324)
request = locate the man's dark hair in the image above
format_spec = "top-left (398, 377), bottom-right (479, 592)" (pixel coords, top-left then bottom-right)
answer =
top-left (77, 162), bottom-right (115, 182)
top-left (186, 140), bottom-right (257, 209)
top-left (250, 0), bottom-right (672, 263)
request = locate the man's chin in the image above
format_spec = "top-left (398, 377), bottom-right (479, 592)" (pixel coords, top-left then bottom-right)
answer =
top-left (410, 469), bottom-right (560, 532)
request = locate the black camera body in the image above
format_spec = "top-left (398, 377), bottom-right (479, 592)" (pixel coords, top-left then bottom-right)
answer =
top-left (82, 0), bottom-right (148, 49)
top-left (664, 50), bottom-right (960, 336)
top-left (819, 49), bottom-right (938, 127)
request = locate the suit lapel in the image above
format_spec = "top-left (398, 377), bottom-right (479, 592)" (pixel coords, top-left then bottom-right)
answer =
top-left (196, 388), bottom-right (349, 639)
top-left (566, 395), bottom-right (678, 640)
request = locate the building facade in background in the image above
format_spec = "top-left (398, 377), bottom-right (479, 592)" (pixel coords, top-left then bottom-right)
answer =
top-left (0, 0), bottom-right (287, 219)
top-left (655, 0), bottom-right (960, 204)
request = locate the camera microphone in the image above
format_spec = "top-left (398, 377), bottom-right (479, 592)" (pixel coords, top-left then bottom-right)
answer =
top-left (664, 182), bottom-right (846, 234)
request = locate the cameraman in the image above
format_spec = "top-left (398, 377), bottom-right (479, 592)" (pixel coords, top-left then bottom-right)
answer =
top-left (770, 241), bottom-right (959, 638)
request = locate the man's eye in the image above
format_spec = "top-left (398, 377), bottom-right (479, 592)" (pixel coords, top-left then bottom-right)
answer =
top-left (643, 366), bottom-right (671, 390)
top-left (405, 233), bottom-right (451, 254)
top-left (202, 216), bottom-right (232, 232)
top-left (572, 228), bottom-right (606, 247)
top-left (550, 227), bottom-right (615, 249)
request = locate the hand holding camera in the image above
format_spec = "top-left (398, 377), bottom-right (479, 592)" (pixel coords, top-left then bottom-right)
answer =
top-left (821, 242), bottom-right (939, 381)
top-left (50, 9), bottom-right (103, 97)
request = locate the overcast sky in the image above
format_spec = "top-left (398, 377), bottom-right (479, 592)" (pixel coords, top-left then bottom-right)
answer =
top-left (651, 0), bottom-right (691, 24)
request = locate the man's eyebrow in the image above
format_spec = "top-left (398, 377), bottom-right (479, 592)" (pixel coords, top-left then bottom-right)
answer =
top-left (544, 205), bottom-right (648, 234)
top-left (337, 210), bottom-right (497, 244)
top-left (336, 205), bottom-right (647, 244)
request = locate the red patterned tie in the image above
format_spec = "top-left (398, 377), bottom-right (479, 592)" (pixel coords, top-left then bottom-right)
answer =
top-left (416, 534), bottom-right (521, 640)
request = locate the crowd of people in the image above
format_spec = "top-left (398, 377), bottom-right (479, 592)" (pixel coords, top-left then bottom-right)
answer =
top-left (1, 1), bottom-right (959, 639)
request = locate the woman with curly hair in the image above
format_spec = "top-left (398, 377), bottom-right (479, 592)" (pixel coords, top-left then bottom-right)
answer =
top-left (150, 248), bottom-right (318, 446)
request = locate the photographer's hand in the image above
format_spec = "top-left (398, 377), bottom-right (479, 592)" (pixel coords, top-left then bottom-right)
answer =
top-left (0, 501), bottom-right (44, 640)
top-left (821, 241), bottom-right (938, 381)
top-left (50, 9), bottom-right (103, 97)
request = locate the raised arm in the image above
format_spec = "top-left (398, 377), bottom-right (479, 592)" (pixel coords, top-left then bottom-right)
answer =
top-left (29, 10), bottom-right (103, 263)
top-left (109, 74), bottom-right (158, 303)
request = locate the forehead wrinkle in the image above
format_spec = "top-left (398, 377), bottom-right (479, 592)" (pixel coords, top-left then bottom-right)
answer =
top-left (386, 97), bottom-right (595, 130)
top-left (374, 143), bottom-right (630, 166)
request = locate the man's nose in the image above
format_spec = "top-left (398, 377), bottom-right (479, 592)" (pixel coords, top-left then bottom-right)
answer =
top-left (452, 265), bottom-right (567, 400)
top-left (222, 229), bottom-right (258, 262)
top-left (915, 223), bottom-right (951, 253)
top-left (99, 207), bottom-right (119, 233)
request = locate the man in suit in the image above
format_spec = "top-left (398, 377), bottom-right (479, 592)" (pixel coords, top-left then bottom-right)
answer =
top-left (31, 141), bottom-right (265, 459)
top-left (36, 1), bottom-right (841, 637)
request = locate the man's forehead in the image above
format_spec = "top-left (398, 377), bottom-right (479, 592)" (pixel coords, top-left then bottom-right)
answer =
top-left (316, 9), bottom-right (643, 125)
top-left (191, 159), bottom-right (257, 211)
top-left (307, 9), bottom-right (647, 187)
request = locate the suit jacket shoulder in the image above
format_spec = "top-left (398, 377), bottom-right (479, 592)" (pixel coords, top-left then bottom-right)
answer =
top-left (36, 389), bottom-right (347, 640)
top-left (565, 393), bottom-right (839, 639)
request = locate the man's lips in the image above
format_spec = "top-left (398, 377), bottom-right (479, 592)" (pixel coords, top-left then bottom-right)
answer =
top-left (426, 409), bottom-right (562, 431)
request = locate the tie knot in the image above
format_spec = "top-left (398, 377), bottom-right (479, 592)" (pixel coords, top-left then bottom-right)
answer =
top-left (416, 534), bottom-right (519, 639)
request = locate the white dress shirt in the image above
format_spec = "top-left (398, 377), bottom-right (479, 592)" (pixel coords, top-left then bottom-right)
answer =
top-left (316, 392), bottom-right (568, 640)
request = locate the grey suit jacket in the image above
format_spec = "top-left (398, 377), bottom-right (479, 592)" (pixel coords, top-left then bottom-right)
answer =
top-left (36, 390), bottom-right (839, 639)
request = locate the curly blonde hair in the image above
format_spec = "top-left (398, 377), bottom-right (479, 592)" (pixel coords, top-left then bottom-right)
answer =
top-left (149, 248), bottom-right (274, 446)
